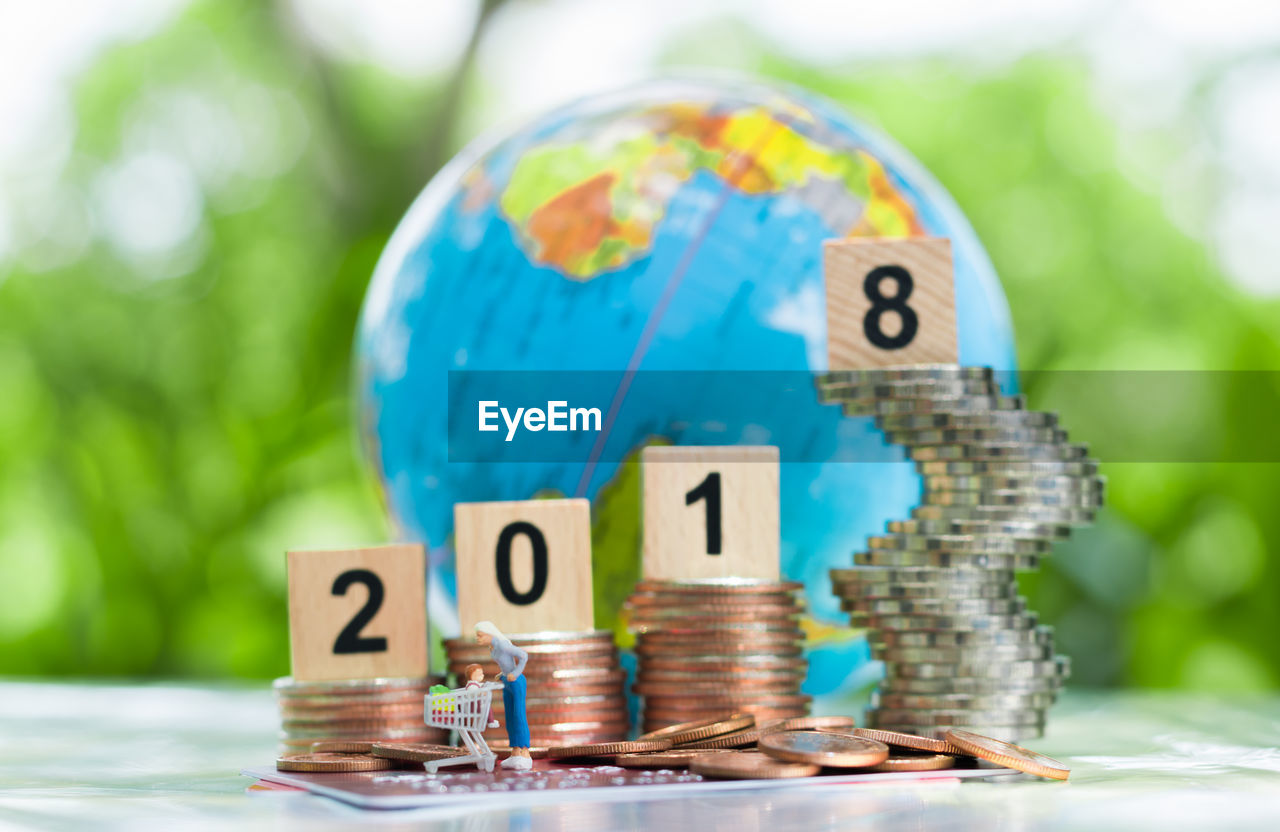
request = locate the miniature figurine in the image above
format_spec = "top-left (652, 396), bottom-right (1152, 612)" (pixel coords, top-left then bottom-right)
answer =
top-left (474, 620), bottom-right (532, 770)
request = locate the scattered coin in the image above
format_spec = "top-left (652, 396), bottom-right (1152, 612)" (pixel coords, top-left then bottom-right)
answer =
top-left (759, 715), bottom-right (857, 733)
top-left (758, 731), bottom-right (889, 768)
top-left (614, 748), bottom-right (732, 768)
top-left (276, 752), bottom-right (393, 772)
top-left (690, 750), bottom-right (821, 780)
top-left (867, 752), bottom-right (958, 772)
top-left (369, 743), bottom-right (466, 763)
top-left (846, 727), bottom-right (962, 755)
top-left (944, 729), bottom-right (1070, 780)
top-left (544, 739), bottom-right (675, 760)
top-left (308, 741), bottom-right (374, 754)
top-left (637, 714), bottom-right (754, 745)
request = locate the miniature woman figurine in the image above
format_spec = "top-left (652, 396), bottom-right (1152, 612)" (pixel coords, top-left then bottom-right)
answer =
top-left (474, 621), bottom-right (531, 770)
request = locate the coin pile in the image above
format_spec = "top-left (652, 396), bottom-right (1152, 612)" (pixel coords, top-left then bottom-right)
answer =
top-left (442, 630), bottom-right (627, 751)
top-left (274, 676), bottom-right (449, 753)
top-left (818, 365), bottom-right (1103, 741)
top-left (624, 579), bottom-right (811, 732)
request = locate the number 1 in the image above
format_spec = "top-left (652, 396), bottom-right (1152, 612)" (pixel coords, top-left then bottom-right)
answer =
top-left (685, 472), bottom-right (723, 555)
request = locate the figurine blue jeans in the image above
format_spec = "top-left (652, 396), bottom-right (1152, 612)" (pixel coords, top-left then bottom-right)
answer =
top-left (502, 674), bottom-right (531, 748)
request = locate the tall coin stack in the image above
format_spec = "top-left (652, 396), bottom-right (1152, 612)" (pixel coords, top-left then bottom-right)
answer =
top-left (443, 630), bottom-right (628, 750)
top-left (819, 365), bottom-right (1102, 741)
top-left (625, 579), bottom-right (811, 732)
top-left (274, 676), bottom-right (450, 753)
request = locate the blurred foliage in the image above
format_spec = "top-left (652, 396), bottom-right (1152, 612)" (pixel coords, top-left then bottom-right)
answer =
top-left (1, 0), bottom-right (1277, 689)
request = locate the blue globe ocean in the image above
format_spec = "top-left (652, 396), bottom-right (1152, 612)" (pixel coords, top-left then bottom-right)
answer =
top-left (355, 78), bottom-right (1015, 697)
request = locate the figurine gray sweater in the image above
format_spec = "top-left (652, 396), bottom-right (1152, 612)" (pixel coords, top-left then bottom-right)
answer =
top-left (489, 637), bottom-right (528, 678)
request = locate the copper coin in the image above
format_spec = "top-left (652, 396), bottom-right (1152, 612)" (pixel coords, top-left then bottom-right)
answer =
top-left (759, 731), bottom-right (889, 768)
top-left (634, 642), bottom-right (804, 657)
top-left (637, 713), bottom-right (754, 745)
top-left (944, 729), bottom-right (1070, 780)
top-left (614, 748), bottom-right (732, 768)
top-left (279, 703), bottom-right (425, 723)
top-left (277, 691), bottom-right (428, 708)
top-left (678, 727), bottom-right (763, 749)
top-left (278, 732), bottom-right (442, 751)
top-left (846, 727), bottom-right (962, 755)
top-left (867, 753), bottom-right (958, 772)
top-left (276, 752), bottom-right (393, 772)
top-left (633, 682), bottom-right (800, 697)
top-left (544, 738), bottom-right (675, 760)
top-left (690, 750), bottom-right (819, 779)
top-left (308, 741), bottom-right (375, 753)
top-left (760, 715), bottom-right (857, 733)
top-left (633, 579), bottom-right (804, 595)
top-left (369, 742), bottom-right (466, 763)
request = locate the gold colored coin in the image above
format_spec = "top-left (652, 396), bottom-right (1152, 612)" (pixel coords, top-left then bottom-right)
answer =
top-left (847, 727), bottom-right (962, 755)
top-left (691, 750), bottom-right (820, 779)
top-left (637, 713), bottom-right (754, 745)
top-left (868, 753), bottom-right (957, 772)
top-left (275, 752), bottom-right (393, 772)
top-left (759, 731), bottom-right (889, 768)
top-left (944, 729), bottom-right (1070, 780)
top-left (544, 738), bottom-right (675, 760)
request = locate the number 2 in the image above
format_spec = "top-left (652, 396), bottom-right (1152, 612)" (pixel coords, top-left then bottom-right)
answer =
top-left (686, 472), bottom-right (723, 555)
top-left (863, 264), bottom-right (919, 350)
top-left (331, 569), bottom-right (388, 654)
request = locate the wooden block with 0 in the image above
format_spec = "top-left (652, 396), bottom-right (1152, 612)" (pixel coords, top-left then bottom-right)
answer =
top-left (641, 445), bottom-right (780, 581)
top-left (454, 499), bottom-right (594, 636)
top-left (286, 544), bottom-right (428, 682)
top-left (824, 237), bottom-right (958, 368)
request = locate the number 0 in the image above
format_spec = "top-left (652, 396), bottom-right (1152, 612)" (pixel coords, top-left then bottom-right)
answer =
top-left (686, 472), bottom-right (723, 555)
top-left (495, 521), bottom-right (549, 606)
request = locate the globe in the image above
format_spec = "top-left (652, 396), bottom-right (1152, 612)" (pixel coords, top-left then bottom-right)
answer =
top-left (355, 77), bottom-right (1016, 698)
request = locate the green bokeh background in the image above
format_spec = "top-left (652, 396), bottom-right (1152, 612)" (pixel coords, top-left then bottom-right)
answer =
top-left (2, 0), bottom-right (1277, 690)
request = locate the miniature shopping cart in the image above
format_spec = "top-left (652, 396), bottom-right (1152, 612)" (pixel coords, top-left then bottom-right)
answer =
top-left (422, 681), bottom-right (503, 773)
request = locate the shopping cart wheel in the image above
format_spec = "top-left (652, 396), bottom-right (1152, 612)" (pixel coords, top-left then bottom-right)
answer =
top-left (481, 757), bottom-right (495, 773)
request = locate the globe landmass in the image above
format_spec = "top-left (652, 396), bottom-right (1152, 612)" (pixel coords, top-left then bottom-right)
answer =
top-left (356, 78), bottom-right (1016, 697)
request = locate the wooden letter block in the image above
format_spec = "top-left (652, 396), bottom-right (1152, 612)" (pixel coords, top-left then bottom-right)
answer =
top-left (454, 499), bottom-right (594, 636)
top-left (824, 237), bottom-right (958, 368)
top-left (642, 446), bottom-right (779, 581)
top-left (286, 544), bottom-right (427, 682)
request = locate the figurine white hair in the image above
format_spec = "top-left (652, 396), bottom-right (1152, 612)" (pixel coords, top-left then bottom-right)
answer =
top-left (474, 620), bottom-right (504, 640)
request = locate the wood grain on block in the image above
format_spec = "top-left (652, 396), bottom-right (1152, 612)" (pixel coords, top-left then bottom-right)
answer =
top-left (286, 544), bottom-right (428, 682)
top-left (824, 237), bottom-right (958, 368)
top-left (641, 445), bottom-right (780, 581)
top-left (454, 499), bottom-right (594, 637)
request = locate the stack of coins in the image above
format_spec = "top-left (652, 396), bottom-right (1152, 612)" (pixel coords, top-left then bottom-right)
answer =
top-left (442, 630), bottom-right (627, 750)
top-left (624, 579), bottom-right (811, 732)
top-left (818, 365), bottom-right (1102, 741)
top-left (274, 676), bottom-right (449, 753)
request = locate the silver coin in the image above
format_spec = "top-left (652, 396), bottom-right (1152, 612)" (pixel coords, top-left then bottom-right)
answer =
top-left (879, 676), bottom-right (1063, 696)
top-left (910, 443), bottom-right (1090, 462)
top-left (819, 379), bottom-right (998, 403)
top-left (844, 395), bottom-right (1026, 417)
top-left (831, 567), bottom-right (1015, 585)
top-left (884, 658), bottom-right (1066, 680)
top-left (873, 691), bottom-right (1057, 711)
top-left (911, 504), bottom-right (1096, 525)
top-left (920, 474), bottom-right (1104, 493)
top-left (887, 518), bottom-right (1070, 540)
top-left (922, 490), bottom-right (1105, 509)
top-left (866, 722), bottom-right (1046, 743)
top-left (841, 581), bottom-right (1016, 601)
top-left (877, 410), bottom-right (1058, 431)
top-left (817, 366), bottom-right (994, 385)
top-left (875, 625), bottom-right (1054, 649)
top-left (842, 597), bottom-right (1026, 616)
top-left (870, 708), bottom-right (1046, 727)
top-left (867, 533), bottom-right (1050, 554)
top-left (855, 550), bottom-right (1041, 570)
top-left (916, 459), bottom-right (1100, 477)
top-left (886, 427), bottom-right (1068, 446)
top-left (851, 611), bottom-right (1041, 631)
top-left (873, 643), bottom-right (1052, 663)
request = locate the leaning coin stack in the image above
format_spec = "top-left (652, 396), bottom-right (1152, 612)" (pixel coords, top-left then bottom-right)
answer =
top-left (624, 579), bottom-right (811, 732)
top-left (818, 365), bottom-right (1103, 741)
top-left (274, 676), bottom-right (450, 753)
top-left (442, 630), bottom-right (628, 751)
